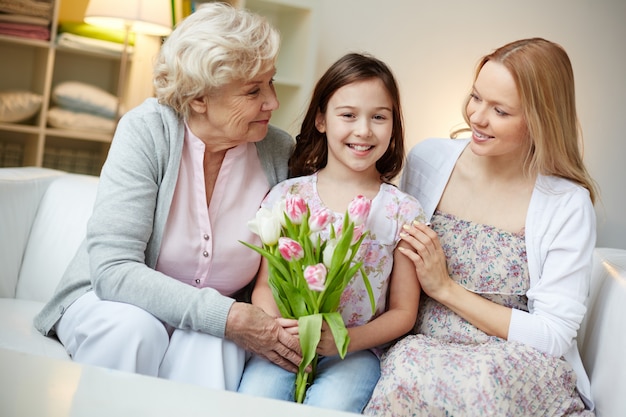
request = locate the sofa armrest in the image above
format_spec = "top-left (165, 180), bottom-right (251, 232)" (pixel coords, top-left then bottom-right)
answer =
top-left (0, 167), bottom-right (66, 298)
top-left (579, 247), bottom-right (626, 417)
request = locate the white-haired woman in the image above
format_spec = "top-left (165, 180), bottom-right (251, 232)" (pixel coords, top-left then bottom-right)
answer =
top-left (34, 2), bottom-right (299, 391)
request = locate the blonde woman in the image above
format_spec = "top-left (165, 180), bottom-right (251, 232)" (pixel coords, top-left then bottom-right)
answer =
top-left (366, 38), bottom-right (597, 416)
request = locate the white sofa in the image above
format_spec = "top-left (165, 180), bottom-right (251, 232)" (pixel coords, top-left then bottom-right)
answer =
top-left (1, 167), bottom-right (624, 416)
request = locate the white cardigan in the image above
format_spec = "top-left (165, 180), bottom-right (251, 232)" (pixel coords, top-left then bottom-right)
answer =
top-left (400, 138), bottom-right (596, 408)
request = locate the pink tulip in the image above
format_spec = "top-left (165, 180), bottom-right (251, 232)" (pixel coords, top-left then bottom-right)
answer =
top-left (304, 263), bottom-right (327, 292)
top-left (348, 195), bottom-right (371, 226)
top-left (309, 207), bottom-right (333, 232)
top-left (278, 237), bottom-right (304, 261)
top-left (352, 223), bottom-right (366, 244)
top-left (285, 195), bottom-right (307, 225)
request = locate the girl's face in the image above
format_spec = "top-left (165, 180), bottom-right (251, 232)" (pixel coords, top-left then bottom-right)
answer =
top-left (466, 61), bottom-right (529, 159)
top-left (315, 78), bottom-right (393, 180)
top-left (187, 67), bottom-right (279, 152)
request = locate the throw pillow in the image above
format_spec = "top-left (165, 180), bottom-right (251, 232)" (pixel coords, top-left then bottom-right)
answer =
top-left (0, 91), bottom-right (43, 123)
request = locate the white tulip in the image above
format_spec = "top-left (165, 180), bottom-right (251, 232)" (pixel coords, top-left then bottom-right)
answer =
top-left (248, 207), bottom-right (282, 246)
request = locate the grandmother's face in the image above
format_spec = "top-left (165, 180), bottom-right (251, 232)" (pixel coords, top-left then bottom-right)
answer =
top-left (189, 67), bottom-right (279, 151)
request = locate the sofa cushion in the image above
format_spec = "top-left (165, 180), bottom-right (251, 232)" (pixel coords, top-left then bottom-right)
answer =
top-left (16, 174), bottom-right (99, 302)
top-left (0, 298), bottom-right (69, 360)
top-left (0, 167), bottom-right (64, 298)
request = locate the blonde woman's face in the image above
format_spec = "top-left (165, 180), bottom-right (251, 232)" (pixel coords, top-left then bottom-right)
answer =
top-left (465, 61), bottom-right (528, 159)
top-left (188, 67), bottom-right (279, 151)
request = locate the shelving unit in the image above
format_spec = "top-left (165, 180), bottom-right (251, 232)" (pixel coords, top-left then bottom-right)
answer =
top-left (0, 0), bottom-right (151, 175)
top-left (175, 0), bottom-right (318, 136)
top-left (0, 0), bottom-right (317, 174)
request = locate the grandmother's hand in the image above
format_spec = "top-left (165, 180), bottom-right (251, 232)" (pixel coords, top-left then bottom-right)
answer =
top-left (225, 302), bottom-right (302, 373)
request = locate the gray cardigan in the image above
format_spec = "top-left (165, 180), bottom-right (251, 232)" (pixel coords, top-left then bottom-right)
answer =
top-left (34, 98), bottom-right (294, 338)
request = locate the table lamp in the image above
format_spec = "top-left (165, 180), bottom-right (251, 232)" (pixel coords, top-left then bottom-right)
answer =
top-left (84, 0), bottom-right (173, 119)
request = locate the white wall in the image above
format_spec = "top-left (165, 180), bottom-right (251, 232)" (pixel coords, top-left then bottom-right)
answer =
top-left (312, 0), bottom-right (626, 249)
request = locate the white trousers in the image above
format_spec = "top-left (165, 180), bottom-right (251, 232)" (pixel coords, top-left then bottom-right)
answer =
top-left (56, 291), bottom-right (245, 391)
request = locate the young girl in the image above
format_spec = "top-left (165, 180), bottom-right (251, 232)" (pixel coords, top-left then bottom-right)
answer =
top-left (237, 53), bottom-right (425, 412)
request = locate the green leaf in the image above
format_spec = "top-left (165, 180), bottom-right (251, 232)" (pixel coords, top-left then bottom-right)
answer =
top-left (319, 286), bottom-right (344, 312)
top-left (269, 276), bottom-right (312, 318)
top-left (268, 273), bottom-right (294, 318)
top-left (322, 312), bottom-right (350, 358)
top-left (291, 287), bottom-right (314, 317)
top-left (330, 230), bottom-right (353, 272)
top-left (297, 314), bottom-right (322, 384)
top-left (360, 266), bottom-right (376, 314)
top-left (239, 240), bottom-right (292, 281)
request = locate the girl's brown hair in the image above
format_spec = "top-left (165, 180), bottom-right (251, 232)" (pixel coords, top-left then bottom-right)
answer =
top-left (289, 53), bottom-right (405, 183)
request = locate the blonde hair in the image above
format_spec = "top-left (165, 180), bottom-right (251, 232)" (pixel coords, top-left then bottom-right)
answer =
top-left (153, 2), bottom-right (280, 119)
top-left (458, 38), bottom-right (597, 203)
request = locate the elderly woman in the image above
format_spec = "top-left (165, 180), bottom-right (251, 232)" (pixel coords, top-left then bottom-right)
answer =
top-left (33, 3), bottom-right (300, 391)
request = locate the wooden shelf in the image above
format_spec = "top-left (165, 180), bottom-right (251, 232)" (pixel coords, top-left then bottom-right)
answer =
top-left (0, 0), bottom-right (154, 174)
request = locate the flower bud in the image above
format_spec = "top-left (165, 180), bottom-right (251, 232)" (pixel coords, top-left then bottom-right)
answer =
top-left (248, 207), bottom-right (281, 246)
top-left (348, 195), bottom-right (371, 226)
top-left (308, 207), bottom-right (333, 232)
top-left (304, 263), bottom-right (327, 291)
top-left (352, 223), bottom-right (366, 244)
top-left (272, 199), bottom-right (287, 227)
top-left (285, 195), bottom-right (307, 225)
top-left (322, 239), bottom-right (351, 268)
top-left (278, 237), bottom-right (304, 261)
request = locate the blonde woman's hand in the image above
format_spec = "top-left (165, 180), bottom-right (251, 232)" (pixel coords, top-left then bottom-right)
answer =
top-left (399, 222), bottom-right (453, 301)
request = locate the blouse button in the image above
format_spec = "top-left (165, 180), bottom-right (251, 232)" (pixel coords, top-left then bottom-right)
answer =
top-left (203, 251), bottom-right (209, 257)
top-left (195, 279), bottom-right (201, 284)
top-left (203, 234), bottom-right (209, 240)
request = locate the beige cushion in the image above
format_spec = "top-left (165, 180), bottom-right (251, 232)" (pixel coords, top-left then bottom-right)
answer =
top-left (0, 91), bottom-right (42, 123)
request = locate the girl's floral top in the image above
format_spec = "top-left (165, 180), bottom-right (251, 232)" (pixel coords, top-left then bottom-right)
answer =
top-left (263, 173), bottom-right (425, 328)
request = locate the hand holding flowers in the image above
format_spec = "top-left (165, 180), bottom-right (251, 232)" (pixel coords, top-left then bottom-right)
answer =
top-left (242, 194), bottom-right (375, 403)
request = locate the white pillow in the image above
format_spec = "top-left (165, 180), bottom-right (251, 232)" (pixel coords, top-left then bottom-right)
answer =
top-left (0, 91), bottom-right (43, 123)
top-left (52, 81), bottom-right (118, 119)
top-left (47, 106), bottom-right (116, 133)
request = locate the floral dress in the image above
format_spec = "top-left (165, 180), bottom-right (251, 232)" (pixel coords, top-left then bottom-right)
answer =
top-left (364, 210), bottom-right (593, 417)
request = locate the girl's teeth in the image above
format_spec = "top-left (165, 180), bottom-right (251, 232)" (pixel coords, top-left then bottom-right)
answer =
top-left (351, 145), bottom-right (371, 151)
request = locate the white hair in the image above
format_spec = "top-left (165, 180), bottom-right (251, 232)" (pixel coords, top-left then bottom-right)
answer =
top-left (153, 2), bottom-right (280, 119)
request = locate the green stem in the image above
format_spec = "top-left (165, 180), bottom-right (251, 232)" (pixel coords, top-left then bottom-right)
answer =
top-left (294, 353), bottom-right (318, 403)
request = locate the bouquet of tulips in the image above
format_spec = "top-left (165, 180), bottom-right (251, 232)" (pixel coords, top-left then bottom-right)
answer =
top-left (242, 194), bottom-right (375, 403)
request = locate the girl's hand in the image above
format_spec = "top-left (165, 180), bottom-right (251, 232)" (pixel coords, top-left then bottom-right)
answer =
top-left (399, 222), bottom-right (453, 301)
top-left (276, 317), bottom-right (299, 336)
top-left (316, 320), bottom-right (339, 356)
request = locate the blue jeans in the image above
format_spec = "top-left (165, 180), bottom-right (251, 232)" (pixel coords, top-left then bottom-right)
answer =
top-left (238, 350), bottom-right (380, 413)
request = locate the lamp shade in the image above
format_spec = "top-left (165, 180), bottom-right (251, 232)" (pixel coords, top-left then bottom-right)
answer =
top-left (85, 0), bottom-right (172, 36)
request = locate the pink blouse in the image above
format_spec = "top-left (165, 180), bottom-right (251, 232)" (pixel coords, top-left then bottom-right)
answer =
top-left (155, 124), bottom-right (269, 296)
